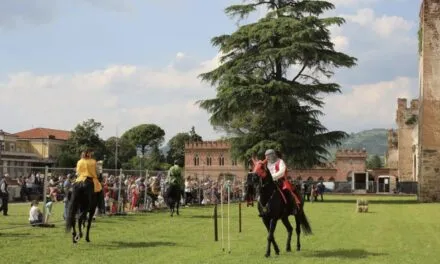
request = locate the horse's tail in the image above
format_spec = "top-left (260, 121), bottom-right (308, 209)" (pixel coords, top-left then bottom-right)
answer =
top-left (65, 186), bottom-right (79, 233)
top-left (298, 207), bottom-right (312, 235)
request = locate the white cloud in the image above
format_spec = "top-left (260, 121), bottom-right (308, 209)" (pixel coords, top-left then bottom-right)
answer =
top-left (322, 77), bottom-right (418, 131)
top-left (330, 0), bottom-right (378, 7)
top-left (0, 53), bottom-right (223, 142)
top-left (343, 8), bottom-right (414, 37)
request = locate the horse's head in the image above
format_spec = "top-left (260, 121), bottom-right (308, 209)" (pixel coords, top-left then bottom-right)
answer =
top-left (251, 157), bottom-right (269, 179)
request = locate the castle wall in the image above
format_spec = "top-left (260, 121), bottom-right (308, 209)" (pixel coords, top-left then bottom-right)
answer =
top-left (184, 141), bottom-right (247, 181)
top-left (334, 149), bottom-right (367, 181)
top-left (396, 98), bottom-right (419, 182)
top-left (418, 0), bottom-right (440, 202)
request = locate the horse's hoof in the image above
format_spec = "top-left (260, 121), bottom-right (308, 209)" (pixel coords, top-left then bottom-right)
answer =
top-left (297, 247), bottom-right (301, 251)
top-left (286, 248), bottom-right (292, 252)
top-left (275, 251), bottom-right (280, 255)
top-left (79, 233), bottom-right (83, 238)
top-left (74, 235), bottom-right (80, 242)
top-left (265, 253), bottom-right (270, 258)
top-left (86, 238), bottom-right (90, 243)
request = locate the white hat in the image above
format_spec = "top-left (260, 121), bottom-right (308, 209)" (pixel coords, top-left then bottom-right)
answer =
top-left (265, 149), bottom-right (275, 155)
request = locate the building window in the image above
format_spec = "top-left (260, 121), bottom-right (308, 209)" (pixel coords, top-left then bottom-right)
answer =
top-left (9, 143), bottom-right (15, 151)
top-left (206, 156), bottom-right (212, 166)
top-left (194, 154), bottom-right (200, 166)
top-left (219, 154), bottom-right (225, 166)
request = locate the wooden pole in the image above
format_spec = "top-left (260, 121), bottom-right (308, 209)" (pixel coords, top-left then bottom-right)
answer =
top-left (238, 202), bottom-right (242, 233)
top-left (214, 204), bottom-right (218, 241)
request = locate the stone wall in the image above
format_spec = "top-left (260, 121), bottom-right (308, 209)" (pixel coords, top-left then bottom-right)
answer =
top-left (418, 0), bottom-right (440, 202)
top-left (396, 98), bottom-right (419, 182)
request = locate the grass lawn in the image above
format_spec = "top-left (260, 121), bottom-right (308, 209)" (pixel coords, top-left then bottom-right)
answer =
top-left (0, 195), bottom-right (439, 264)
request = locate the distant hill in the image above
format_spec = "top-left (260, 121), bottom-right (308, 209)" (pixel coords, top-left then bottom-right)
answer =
top-left (326, 129), bottom-right (388, 159)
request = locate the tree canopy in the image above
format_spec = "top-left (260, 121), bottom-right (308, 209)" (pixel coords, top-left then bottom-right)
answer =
top-left (198, 0), bottom-right (357, 168)
top-left (121, 124), bottom-right (165, 155)
top-left (166, 126), bottom-right (203, 166)
top-left (57, 119), bottom-right (106, 167)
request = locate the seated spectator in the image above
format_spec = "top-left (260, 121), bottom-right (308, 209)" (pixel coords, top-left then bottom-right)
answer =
top-left (29, 200), bottom-right (43, 226)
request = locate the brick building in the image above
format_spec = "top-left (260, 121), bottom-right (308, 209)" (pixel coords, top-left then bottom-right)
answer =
top-left (185, 140), bottom-right (375, 181)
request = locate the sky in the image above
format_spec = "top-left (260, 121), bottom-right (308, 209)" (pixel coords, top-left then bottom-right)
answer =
top-left (0, 0), bottom-right (422, 143)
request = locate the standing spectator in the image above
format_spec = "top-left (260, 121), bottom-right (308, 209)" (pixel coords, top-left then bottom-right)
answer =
top-left (0, 174), bottom-right (9, 216)
top-left (184, 176), bottom-right (193, 205)
top-left (63, 174), bottom-right (73, 220)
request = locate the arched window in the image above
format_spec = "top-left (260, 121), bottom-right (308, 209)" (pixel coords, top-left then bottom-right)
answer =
top-left (329, 177), bottom-right (335, 182)
top-left (219, 154), bottom-right (225, 166)
top-left (206, 155), bottom-right (212, 166)
top-left (194, 154), bottom-right (200, 166)
top-left (307, 177), bottom-right (313, 182)
top-left (318, 176), bottom-right (324, 182)
top-left (296, 176), bottom-right (302, 181)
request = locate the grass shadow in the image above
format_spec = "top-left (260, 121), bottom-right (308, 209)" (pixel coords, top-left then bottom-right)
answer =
top-left (322, 199), bottom-right (418, 205)
top-left (189, 215), bottom-right (213, 219)
top-left (305, 249), bottom-right (387, 259)
top-left (0, 232), bottom-right (44, 238)
top-left (99, 241), bottom-right (176, 249)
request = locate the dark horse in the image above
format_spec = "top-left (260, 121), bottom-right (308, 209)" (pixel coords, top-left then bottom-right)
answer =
top-left (249, 158), bottom-right (312, 257)
top-left (164, 183), bottom-right (182, 217)
top-left (65, 178), bottom-right (98, 244)
top-left (245, 172), bottom-right (257, 207)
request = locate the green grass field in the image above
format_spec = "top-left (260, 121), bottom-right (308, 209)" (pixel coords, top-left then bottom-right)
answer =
top-left (0, 195), bottom-right (439, 264)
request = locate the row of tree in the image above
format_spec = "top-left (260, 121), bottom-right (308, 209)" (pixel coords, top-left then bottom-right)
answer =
top-left (56, 119), bottom-right (202, 170)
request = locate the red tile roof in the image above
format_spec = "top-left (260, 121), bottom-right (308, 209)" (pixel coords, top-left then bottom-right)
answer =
top-left (14, 128), bottom-right (71, 141)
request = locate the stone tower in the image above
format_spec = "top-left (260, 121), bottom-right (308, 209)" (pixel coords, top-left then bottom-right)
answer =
top-left (417, 0), bottom-right (440, 202)
top-left (395, 98), bottom-right (419, 182)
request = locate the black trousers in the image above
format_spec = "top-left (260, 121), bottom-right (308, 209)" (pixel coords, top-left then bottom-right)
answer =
top-left (0, 195), bottom-right (8, 215)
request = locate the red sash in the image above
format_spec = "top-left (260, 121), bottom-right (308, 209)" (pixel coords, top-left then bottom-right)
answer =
top-left (274, 160), bottom-right (301, 206)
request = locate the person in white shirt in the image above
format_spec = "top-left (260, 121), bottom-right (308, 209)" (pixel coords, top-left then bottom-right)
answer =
top-left (264, 149), bottom-right (301, 215)
top-left (29, 200), bottom-right (43, 226)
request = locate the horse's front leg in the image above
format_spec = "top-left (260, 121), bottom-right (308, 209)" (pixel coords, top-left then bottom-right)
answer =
top-left (281, 216), bottom-right (293, 252)
top-left (72, 217), bottom-right (78, 244)
top-left (170, 203), bottom-right (174, 217)
top-left (176, 199), bottom-right (180, 216)
top-left (294, 214), bottom-right (301, 251)
top-left (263, 218), bottom-right (279, 257)
top-left (85, 207), bottom-right (95, 242)
top-left (270, 219), bottom-right (280, 255)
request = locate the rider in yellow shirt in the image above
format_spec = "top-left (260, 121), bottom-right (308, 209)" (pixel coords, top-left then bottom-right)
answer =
top-left (75, 149), bottom-right (102, 193)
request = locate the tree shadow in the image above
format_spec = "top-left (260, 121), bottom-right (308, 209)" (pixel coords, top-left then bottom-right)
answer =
top-left (305, 249), bottom-right (387, 259)
top-left (99, 241), bottom-right (176, 249)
